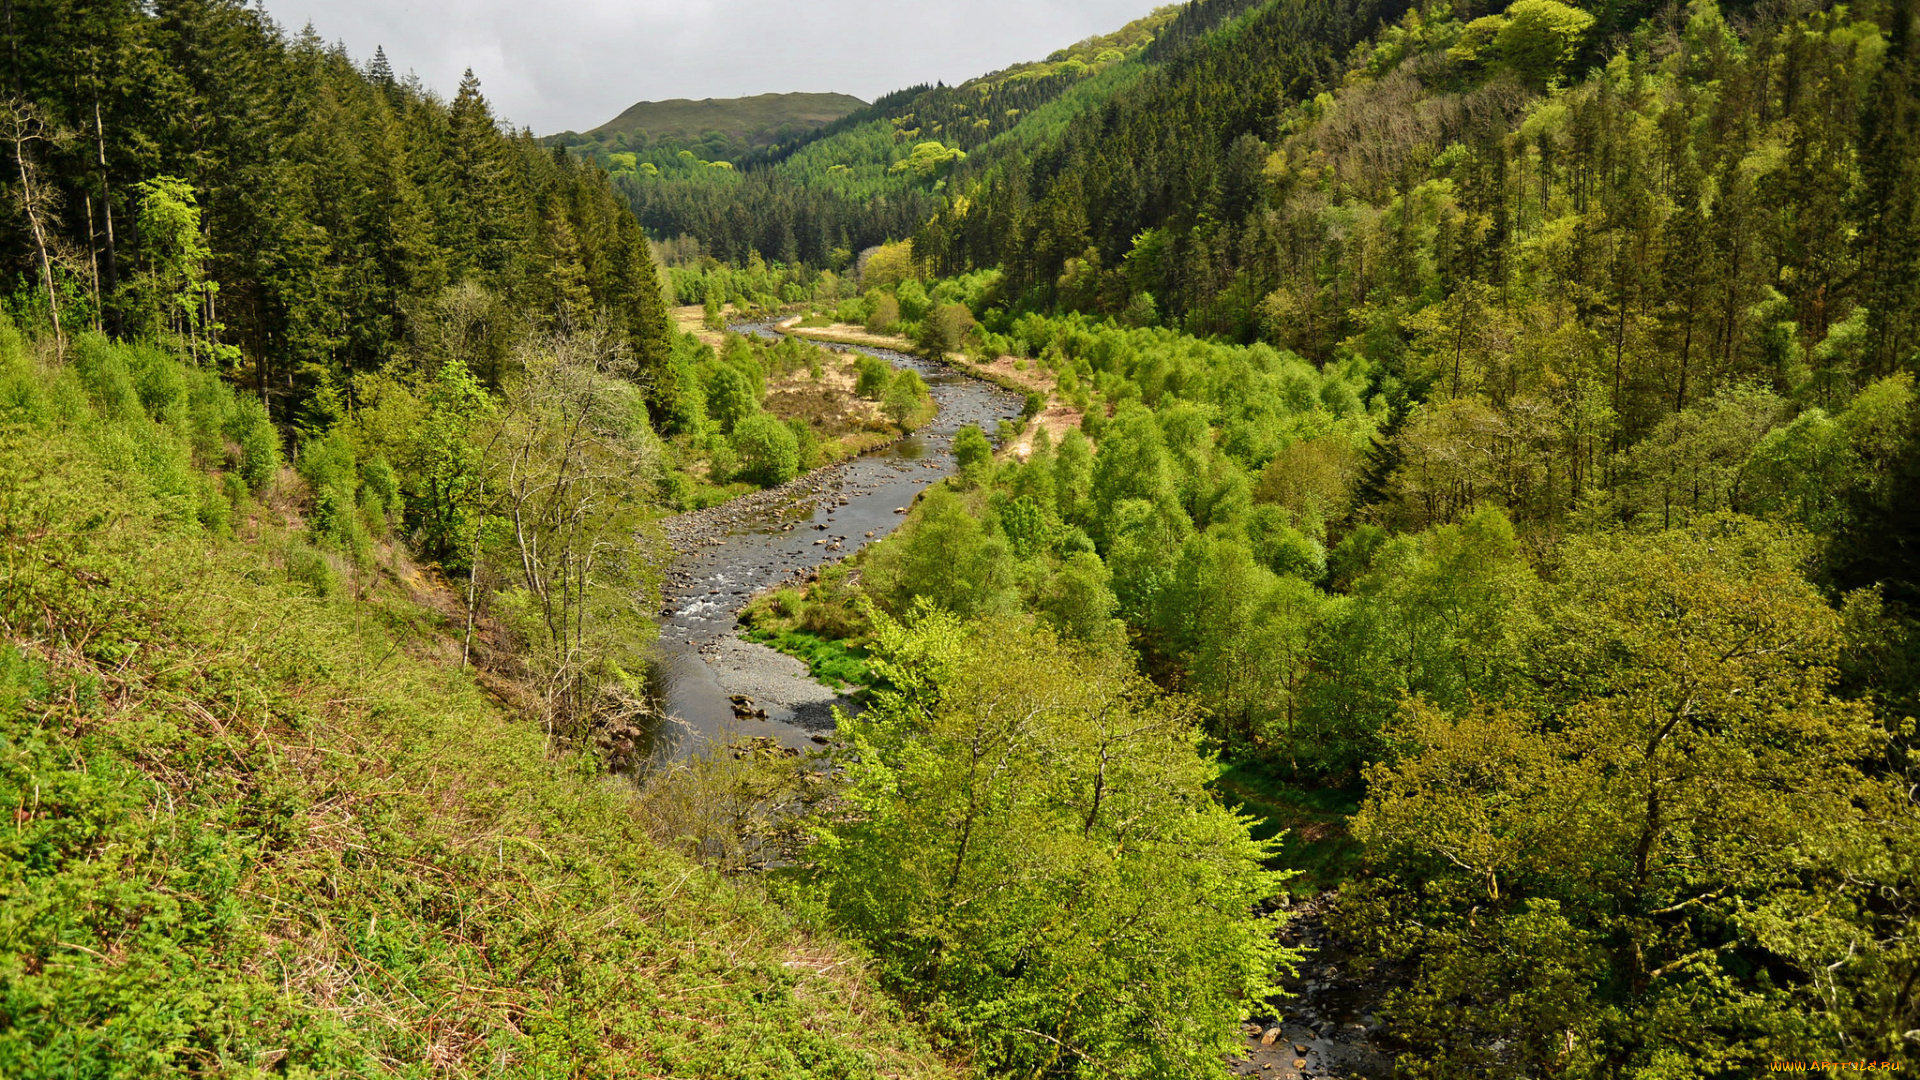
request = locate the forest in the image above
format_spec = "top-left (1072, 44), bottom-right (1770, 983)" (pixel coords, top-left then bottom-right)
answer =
top-left (1, 0), bottom-right (1917, 1076)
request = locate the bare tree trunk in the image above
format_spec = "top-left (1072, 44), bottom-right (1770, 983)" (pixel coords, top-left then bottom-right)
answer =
top-left (85, 195), bottom-right (100, 330)
top-left (462, 474), bottom-right (485, 667)
top-left (4, 101), bottom-right (62, 352)
top-left (93, 92), bottom-right (120, 337)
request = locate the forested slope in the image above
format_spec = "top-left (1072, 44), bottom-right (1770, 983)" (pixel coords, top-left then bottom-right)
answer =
top-left (0, 320), bottom-right (957, 1077)
top-left (7, 0), bottom-right (672, 432)
top-left (591, 3), bottom-right (1217, 265)
top-left (0, 3), bottom-right (956, 1074)
top-left (695, 0), bottom-right (1920, 1070)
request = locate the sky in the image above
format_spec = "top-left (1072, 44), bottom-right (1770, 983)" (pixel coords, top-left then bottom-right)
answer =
top-left (261, 0), bottom-right (1166, 135)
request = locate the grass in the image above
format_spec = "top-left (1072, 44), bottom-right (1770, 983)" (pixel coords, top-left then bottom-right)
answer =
top-left (1211, 761), bottom-right (1364, 897)
top-left (738, 582), bottom-right (878, 693)
top-left (744, 627), bottom-right (874, 691)
top-left (0, 329), bottom-right (959, 1078)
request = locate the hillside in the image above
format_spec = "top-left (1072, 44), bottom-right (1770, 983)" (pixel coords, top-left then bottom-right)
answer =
top-left (601, 2), bottom-right (1221, 265)
top-left (580, 91), bottom-right (867, 150)
top-left (0, 324), bottom-right (957, 1077)
top-left (639, 0), bottom-right (1920, 1069)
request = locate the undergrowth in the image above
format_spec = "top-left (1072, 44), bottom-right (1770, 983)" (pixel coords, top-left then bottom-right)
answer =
top-left (0, 324), bottom-right (958, 1078)
top-left (1210, 762), bottom-right (1363, 897)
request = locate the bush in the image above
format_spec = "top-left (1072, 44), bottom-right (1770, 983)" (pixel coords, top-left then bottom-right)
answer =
top-left (914, 301), bottom-right (974, 359)
top-left (855, 355), bottom-right (894, 398)
top-left (284, 540), bottom-right (338, 597)
top-left (705, 434), bottom-right (739, 483)
top-left (230, 398), bottom-right (281, 494)
top-left (296, 431), bottom-right (356, 495)
top-left (701, 361), bottom-right (758, 433)
top-left (819, 611), bottom-right (1291, 1078)
top-left (360, 456), bottom-right (398, 524)
top-left (883, 370), bottom-right (930, 431)
top-left (732, 412), bottom-right (800, 487)
top-left (865, 293), bottom-right (901, 334)
top-left (952, 425), bottom-right (992, 477)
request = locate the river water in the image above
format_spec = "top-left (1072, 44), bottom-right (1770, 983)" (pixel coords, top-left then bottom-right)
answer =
top-left (647, 326), bottom-right (1024, 759)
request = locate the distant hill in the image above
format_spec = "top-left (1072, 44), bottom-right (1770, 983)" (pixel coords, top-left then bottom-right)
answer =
top-left (581, 92), bottom-right (866, 149)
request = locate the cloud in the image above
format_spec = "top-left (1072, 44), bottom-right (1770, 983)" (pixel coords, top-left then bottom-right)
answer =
top-left (260, 0), bottom-right (1165, 134)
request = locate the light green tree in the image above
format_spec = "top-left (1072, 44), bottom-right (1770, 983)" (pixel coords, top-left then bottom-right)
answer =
top-left (483, 328), bottom-right (659, 738)
top-left (887, 140), bottom-right (965, 182)
top-left (882, 369), bottom-right (930, 430)
top-left (731, 412), bottom-right (800, 486)
top-left (1495, 0), bottom-right (1595, 87)
top-left (819, 607), bottom-right (1293, 1079)
top-left (134, 176), bottom-right (221, 362)
top-left (1343, 516), bottom-right (1896, 1076)
top-left (951, 424), bottom-right (993, 482)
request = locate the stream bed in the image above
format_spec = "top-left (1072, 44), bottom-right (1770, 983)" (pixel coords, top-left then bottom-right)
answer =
top-left (649, 327), bottom-right (1024, 758)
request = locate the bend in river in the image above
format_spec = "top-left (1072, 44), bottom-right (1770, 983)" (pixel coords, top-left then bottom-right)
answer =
top-left (648, 324), bottom-right (1025, 760)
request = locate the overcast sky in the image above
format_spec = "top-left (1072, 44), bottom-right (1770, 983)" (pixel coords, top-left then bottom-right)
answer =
top-left (261, 0), bottom-right (1165, 135)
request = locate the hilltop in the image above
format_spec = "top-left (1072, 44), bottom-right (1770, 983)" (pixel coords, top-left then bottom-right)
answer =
top-left (598, 1), bottom-right (1221, 263)
top-left (573, 91), bottom-right (866, 153)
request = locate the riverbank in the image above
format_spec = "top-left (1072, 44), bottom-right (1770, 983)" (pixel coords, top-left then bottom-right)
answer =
top-left (770, 315), bottom-right (1085, 460)
top-left (649, 331), bottom-right (1026, 758)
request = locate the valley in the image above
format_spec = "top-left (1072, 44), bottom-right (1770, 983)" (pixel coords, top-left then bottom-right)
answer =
top-left (4, 0), bottom-right (1918, 1075)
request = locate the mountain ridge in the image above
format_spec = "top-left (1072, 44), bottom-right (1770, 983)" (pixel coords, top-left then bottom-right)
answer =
top-left (578, 90), bottom-right (867, 147)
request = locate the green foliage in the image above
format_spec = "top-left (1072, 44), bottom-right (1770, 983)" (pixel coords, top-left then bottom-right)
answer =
top-left (732, 411), bottom-right (801, 486)
top-left (881, 369), bottom-right (931, 431)
top-left (864, 293), bottom-right (902, 334)
top-left (742, 625), bottom-right (873, 689)
top-left (913, 301), bottom-right (974, 358)
top-left (1342, 516), bottom-right (1907, 1073)
top-left (864, 487), bottom-right (1013, 619)
top-left (701, 358), bottom-right (758, 432)
top-left (819, 607), bottom-right (1293, 1078)
top-left (887, 140), bottom-right (965, 183)
top-left (9, 16), bottom-right (677, 430)
top-left (854, 354), bottom-right (894, 398)
top-left (131, 176), bottom-right (217, 350)
top-left (950, 424), bottom-right (992, 476)
top-left (599, 6), bottom-right (1180, 265)
top-left (480, 330), bottom-right (660, 733)
top-left (0, 346), bottom-right (955, 1078)
top-left (1492, 0), bottom-right (1595, 87)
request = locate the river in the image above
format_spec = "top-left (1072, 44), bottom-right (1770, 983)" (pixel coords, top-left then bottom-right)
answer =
top-left (647, 325), bottom-right (1024, 759)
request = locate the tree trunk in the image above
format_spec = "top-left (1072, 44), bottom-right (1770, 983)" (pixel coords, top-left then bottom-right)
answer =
top-left (8, 108), bottom-right (61, 350)
top-left (94, 94), bottom-right (120, 337)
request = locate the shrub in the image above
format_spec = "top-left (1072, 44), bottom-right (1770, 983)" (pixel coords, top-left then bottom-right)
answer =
top-left (914, 301), bottom-right (974, 358)
top-left (952, 425), bottom-right (993, 476)
top-left (230, 398), bottom-right (281, 493)
top-left (818, 610), bottom-right (1290, 1077)
top-left (855, 355), bottom-right (894, 398)
top-left (883, 370), bottom-right (930, 431)
top-left (865, 293), bottom-right (901, 334)
top-left (284, 540), bottom-right (338, 597)
top-left (732, 413), bottom-right (800, 487)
